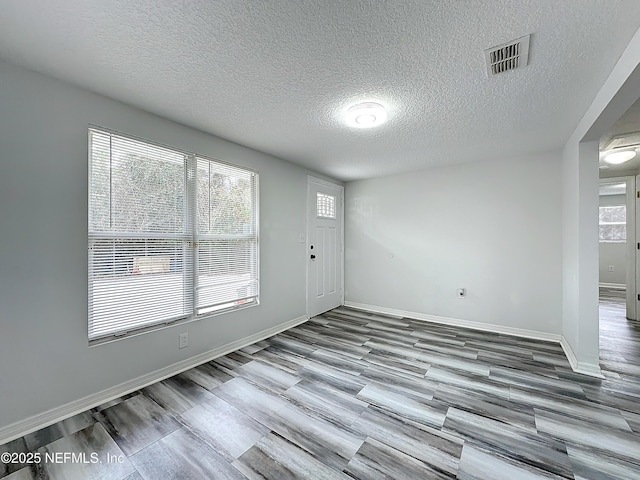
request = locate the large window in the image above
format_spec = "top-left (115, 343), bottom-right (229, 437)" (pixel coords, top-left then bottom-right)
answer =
top-left (89, 129), bottom-right (258, 341)
top-left (599, 205), bottom-right (626, 242)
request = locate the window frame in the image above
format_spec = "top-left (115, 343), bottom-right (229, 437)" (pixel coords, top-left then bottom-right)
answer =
top-left (598, 205), bottom-right (627, 243)
top-left (193, 156), bottom-right (260, 316)
top-left (88, 127), bottom-right (259, 343)
top-left (316, 192), bottom-right (337, 219)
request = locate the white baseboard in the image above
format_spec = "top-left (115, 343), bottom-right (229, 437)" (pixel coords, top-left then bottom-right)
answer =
top-left (0, 315), bottom-right (308, 445)
top-left (344, 301), bottom-right (607, 378)
top-left (599, 282), bottom-right (626, 290)
top-left (560, 336), bottom-right (605, 379)
top-left (344, 301), bottom-right (561, 343)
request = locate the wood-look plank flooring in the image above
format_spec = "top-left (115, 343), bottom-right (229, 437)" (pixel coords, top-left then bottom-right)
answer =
top-left (2, 295), bottom-right (639, 479)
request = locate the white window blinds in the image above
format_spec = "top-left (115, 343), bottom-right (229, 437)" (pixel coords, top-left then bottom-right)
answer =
top-left (88, 129), bottom-right (259, 341)
top-left (196, 158), bottom-right (259, 314)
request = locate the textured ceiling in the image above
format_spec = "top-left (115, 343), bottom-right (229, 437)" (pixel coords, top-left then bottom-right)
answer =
top-left (1, 1), bottom-right (640, 181)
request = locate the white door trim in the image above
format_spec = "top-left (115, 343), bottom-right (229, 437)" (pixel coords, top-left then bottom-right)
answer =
top-left (306, 176), bottom-right (344, 318)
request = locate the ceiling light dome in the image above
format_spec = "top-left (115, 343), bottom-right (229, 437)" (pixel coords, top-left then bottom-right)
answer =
top-left (346, 102), bottom-right (387, 128)
top-left (604, 150), bottom-right (636, 165)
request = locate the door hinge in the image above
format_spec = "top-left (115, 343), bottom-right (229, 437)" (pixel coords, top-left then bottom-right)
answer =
top-left (637, 294), bottom-right (640, 301)
top-left (637, 191), bottom-right (639, 198)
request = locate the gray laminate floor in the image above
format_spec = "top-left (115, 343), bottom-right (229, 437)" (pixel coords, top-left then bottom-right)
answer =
top-left (2, 297), bottom-right (639, 479)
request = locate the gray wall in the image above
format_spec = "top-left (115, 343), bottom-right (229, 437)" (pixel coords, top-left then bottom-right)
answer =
top-left (599, 194), bottom-right (627, 286)
top-left (344, 152), bottom-right (563, 335)
top-left (0, 60), bottom-right (335, 430)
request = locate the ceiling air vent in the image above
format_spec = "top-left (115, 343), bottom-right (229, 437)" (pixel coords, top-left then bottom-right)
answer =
top-left (603, 132), bottom-right (640, 151)
top-left (484, 34), bottom-right (531, 76)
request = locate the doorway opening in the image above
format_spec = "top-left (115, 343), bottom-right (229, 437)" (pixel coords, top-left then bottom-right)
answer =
top-left (597, 177), bottom-right (636, 319)
top-left (597, 101), bottom-right (640, 372)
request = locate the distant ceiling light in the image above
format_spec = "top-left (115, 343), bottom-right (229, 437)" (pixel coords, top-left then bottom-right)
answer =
top-left (346, 102), bottom-right (387, 128)
top-left (604, 150), bottom-right (636, 165)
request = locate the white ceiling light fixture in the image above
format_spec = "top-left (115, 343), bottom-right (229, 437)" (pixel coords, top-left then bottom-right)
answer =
top-left (604, 150), bottom-right (636, 164)
top-left (345, 102), bottom-right (388, 128)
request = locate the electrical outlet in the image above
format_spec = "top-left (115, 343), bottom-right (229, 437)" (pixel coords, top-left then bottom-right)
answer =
top-left (299, 234), bottom-right (306, 243)
top-left (179, 332), bottom-right (189, 349)
top-left (609, 265), bottom-right (615, 272)
top-left (457, 288), bottom-right (466, 298)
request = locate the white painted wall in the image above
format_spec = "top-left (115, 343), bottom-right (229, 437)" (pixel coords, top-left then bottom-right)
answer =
top-left (0, 60), bottom-right (338, 432)
top-left (600, 245), bottom-right (627, 285)
top-left (599, 194), bottom-right (627, 286)
top-left (345, 152), bottom-right (563, 336)
top-left (562, 141), bottom-right (601, 373)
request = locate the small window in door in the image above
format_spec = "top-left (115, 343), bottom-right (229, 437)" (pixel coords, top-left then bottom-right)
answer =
top-left (317, 192), bottom-right (336, 219)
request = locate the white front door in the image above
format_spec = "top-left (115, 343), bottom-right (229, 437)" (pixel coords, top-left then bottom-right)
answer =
top-left (307, 177), bottom-right (343, 318)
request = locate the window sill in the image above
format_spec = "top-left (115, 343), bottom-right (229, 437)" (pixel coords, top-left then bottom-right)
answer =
top-left (88, 300), bottom-right (259, 347)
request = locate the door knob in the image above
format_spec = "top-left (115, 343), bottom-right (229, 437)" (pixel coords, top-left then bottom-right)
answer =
top-left (310, 254), bottom-right (316, 259)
